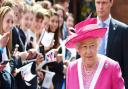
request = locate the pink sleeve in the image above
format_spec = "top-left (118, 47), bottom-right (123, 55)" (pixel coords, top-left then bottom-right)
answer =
top-left (112, 62), bottom-right (125, 89)
top-left (66, 65), bottom-right (71, 89)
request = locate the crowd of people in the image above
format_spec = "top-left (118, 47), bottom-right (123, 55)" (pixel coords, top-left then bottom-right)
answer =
top-left (0, 0), bottom-right (128, 89)
top-left (0, 0), bottom-right (74, 89)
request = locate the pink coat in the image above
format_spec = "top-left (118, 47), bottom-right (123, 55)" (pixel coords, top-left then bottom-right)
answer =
top-left (66, 55), bottom-right (125, 89)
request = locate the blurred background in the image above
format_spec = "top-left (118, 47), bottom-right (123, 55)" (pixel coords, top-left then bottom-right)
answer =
top-left (36, 0), bottom-right (128, 24)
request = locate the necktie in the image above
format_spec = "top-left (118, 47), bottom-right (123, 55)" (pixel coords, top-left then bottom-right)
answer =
top-left (101, 22), bottom-right (106, 28)
top-left (98, 22), bottom-right (106, 55)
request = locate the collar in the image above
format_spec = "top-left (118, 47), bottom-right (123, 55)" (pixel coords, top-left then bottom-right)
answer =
top-left (97, 15), bottom-right (111, 27)
top-left (77, 55), bottom-right (105, 89)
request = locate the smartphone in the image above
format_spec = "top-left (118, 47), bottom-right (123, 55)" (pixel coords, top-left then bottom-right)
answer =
top-left (0, 60), bottom-right (9, 65)
top-left (39, 45), bottom-right (45, 58)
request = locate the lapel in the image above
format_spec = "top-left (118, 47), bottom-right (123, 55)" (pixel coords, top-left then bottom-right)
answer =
top-left (77, 58), bottom-right (84, 89)
top-left (106, 18), bottom-right (118, 55)
top-left (89, 56), bottom-right (105, 89)
top-left (77, 55), bottom-right (105, 89)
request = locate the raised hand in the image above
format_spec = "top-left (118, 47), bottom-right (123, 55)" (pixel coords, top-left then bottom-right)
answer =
top-left (0, 32), bottom-right (10, 48)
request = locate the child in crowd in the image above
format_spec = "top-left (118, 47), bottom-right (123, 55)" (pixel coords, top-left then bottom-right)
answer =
top-left (12, 2), bottom-right (33, 52)
top-left (30, 5), bottom-right (44, 50)
top-left (43, 8), bottom-right (65, 89)
top-left (41, 9), bottom-right (50, 31)
top-left (0, 6), bottom-right (15, 89)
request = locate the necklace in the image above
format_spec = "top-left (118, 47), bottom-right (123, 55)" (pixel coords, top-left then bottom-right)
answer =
top-left (81, 61), bottom-right (99, 89)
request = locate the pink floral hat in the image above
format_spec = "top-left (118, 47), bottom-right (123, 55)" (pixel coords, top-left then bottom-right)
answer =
top-left (65, 18), bottom-right (107, 48)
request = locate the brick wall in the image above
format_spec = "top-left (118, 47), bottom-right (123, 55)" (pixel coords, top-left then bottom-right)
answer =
top-left (111, 0), bottom-right (128, 24)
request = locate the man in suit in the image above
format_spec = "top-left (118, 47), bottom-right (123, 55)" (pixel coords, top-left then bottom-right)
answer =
top-left (95, 0), bottom-right (128, 88)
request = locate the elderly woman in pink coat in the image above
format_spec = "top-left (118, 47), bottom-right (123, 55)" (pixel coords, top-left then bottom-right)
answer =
top-left (65, 18), bottom-right (125, 89)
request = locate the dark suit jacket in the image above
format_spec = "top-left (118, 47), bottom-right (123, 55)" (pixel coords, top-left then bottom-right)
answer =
top-left (42, 61), bottom-right (64, 89)
top-left (12, 27), bottom-right (27, 89)
top-left (0, 70), bottom-right (15, 89)
top-left (12, 27), bottom-right (26, 52)
top-left (106, 18), bottom-right (128, 88)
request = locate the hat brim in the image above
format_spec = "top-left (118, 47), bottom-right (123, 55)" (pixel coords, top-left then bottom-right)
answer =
top-left (65, 28), bottom-right (107, 48)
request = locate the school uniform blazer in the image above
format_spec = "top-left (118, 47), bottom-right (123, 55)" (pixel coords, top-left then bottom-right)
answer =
top-left (12, 27), bottom-right (26, 52)
top-left (66, 55), bottom-right (125, 89)
top-left (106, 18), bottom-right (128, 88)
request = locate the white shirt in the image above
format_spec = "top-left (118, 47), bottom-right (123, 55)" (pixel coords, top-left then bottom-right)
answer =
top-left (0, 35), bottom-right (11, 73)
top-left (2, 47), bottom-right (11, 73)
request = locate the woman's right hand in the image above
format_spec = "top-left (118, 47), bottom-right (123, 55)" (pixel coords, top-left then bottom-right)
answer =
top-left (0, 32), bottom-right (10, 48)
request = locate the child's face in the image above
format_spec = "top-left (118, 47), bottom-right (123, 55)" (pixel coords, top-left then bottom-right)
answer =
top-left (33, 17), bottom-right (43, 33)
top-left (20, 12), bottom-right (34, 30)
top-left (57, 9), bottom-right (64, 27)
top-left (49, 15), bottom-right (59, 32)
top-left (35, 18), bottom-right (43, 30)
top-left (3, 10), bottom-right (14, 33)
top-left (13, 6), bottom-right (22, 25)
top-left (66, 15), bottom-right (74, 28)
top-left (42, 16), bottom-right (49, 31)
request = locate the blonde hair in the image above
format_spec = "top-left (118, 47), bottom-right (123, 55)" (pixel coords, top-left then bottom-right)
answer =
top-left (0, 6), bottom-right (11, 33)
top-left (22, 3), bottom-right (34, 14)
top-left (0, 6), bottom-right (13, 58)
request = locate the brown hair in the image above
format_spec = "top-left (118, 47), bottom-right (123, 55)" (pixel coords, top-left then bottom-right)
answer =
top-left (1, 0), bottom-right (15, 7)
top-left (33, 4), bottom-right (44, 20)
top-left (48, 8), bottom-right (60, 49)
top-left (37, 0), bottom-right (51, 9)
top-left (53, 4), bottom-right (65, 18)
top-left (53, 4), bottom-right (65, 39)
top-left (35, 11), bottom-right (44, 20)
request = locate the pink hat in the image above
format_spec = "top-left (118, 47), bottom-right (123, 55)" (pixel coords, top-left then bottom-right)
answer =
top-left (65, 18), bottom-right (107, 48)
